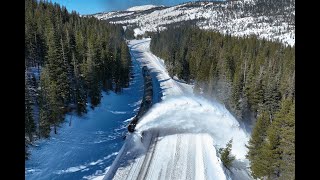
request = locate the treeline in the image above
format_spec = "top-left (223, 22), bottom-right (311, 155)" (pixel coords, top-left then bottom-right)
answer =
top-left (150, 26), bottom-right (294, 179)
top-left (25, 0), bottom-right (131, 158)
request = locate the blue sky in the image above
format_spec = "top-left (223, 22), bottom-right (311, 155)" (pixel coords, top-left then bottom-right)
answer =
top-left (49, 0), bottom-right (196, 15)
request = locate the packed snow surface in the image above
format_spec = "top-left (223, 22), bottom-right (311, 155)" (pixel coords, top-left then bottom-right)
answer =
top-left (103, 39), bottom-right (252, 180)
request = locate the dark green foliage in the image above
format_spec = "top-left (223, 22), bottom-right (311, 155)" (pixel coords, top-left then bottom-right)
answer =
top-left (124, 27), bottom-right (135, 40)
top-left (219, 139), bottom-right (235, 169)
top-left (25, 70), bottom-right (38, 159)
top-left (150, 26), bottom-right (294, 121)
top-left (247, 98), bottom-right (295, 179)
top-left (25, 80), bottom-right (36, 142)
top-left (150, 25), bottom-right (295, 179)
top-left (265, 98), bottom-right (294, 179)
top-left (25, 137), bottom-right (31, 160)
top-left (39, 67), bottom-right (56, 138)
top-left (246, 111), bottom-right (271, 178)
top-left (25, 0), bottom-right (131, 158)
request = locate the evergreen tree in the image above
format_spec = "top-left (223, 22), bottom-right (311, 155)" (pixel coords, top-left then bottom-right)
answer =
top-left (264, 98), bottom-right (294, 179)
top-left (278, 100), bottom-right (295, 179)
top-left (25, 80), bottom-right (36, 142)
top-left (25, 137), bottom-right (30, 160)
top-left (246, 111), bottom-right (271, 178)
top-left (39, 67), bottom-right (52, 138)
top-left (219, 139), bottom-right (236, 169)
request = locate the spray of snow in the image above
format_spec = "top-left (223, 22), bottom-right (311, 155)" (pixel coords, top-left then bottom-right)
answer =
top-left (129, 38), bottom-right (249, 159)
top-left (135, 95), bottom-right (249, 160)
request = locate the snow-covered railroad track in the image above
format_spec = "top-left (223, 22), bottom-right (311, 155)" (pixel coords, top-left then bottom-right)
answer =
top-left (103, 39), bottom-right (252, 180)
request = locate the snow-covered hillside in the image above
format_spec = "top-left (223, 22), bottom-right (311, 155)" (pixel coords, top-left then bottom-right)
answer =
top-left (127, 5), bottom-right (160, 12)
top-left (91, 0), bottom-right (295, 46)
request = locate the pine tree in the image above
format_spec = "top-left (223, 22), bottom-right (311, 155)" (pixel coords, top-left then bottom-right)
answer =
top-left (219, 139), bottom-right (236, 169)
top-left (84, 39), bottom-right (101, 107)
top-left (39, 67), bottom-right (52, 138)
top-left (264, 80), bottom-right (281, 121)
top-left (25, 137), bottom-right (30, 160)
top-left (25, 80), bottom-right (36, 142)
top-left (230, 70), bottom-right (244, 119)
top-left (47, 81), bottom-right (63, 134)
top-left (265, 98), bottom-right (294, 179)
top-left (246, 111), bottom-right (271, 178)
top-left (120, 41), bottom-right (131, 87)
top-left (278, 100), bottom-right (295, 179)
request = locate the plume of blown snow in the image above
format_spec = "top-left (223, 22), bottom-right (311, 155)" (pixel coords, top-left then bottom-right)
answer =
top-left (135, 95), bottom-right (250, 160)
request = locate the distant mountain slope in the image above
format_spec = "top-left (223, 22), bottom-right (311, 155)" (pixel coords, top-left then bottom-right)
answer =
top-left (127, 5), bottom-right (160, 12)
top-left (91, 0), bottom-right (295, 46)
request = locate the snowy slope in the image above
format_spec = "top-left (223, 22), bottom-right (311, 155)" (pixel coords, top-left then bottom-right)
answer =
top-left (25, 49), bottom-right (146, 180)
top-left (127, 5), bottom-right (159, 12)
top-left (92, 0), bottom-right (295, 46)
top-left (102, 39), bottom-right (252, 180)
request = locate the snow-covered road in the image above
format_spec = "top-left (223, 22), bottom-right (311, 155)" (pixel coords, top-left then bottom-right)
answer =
top-left (103, 39), bottom-right (252, 180)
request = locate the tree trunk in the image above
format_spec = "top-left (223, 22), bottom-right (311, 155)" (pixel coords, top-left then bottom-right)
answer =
top-left (69, 115), bottom-right (72, 127)
top-left (243, 57), bottom-right (247, 86)
top-left (28, 133), bottom-right (33, 142)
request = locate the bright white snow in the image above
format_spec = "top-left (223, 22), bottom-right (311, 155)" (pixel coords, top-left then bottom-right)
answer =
top-left (127, 5), bottom-right (159, 12)
top-left (103, 39), bottom-right (252, 180)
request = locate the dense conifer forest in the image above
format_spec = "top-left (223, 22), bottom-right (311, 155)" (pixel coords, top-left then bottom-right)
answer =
top-left (25, 0), bottom-right (131, 159)
top-left (150, 25), bottom-right (295, 179)
top-left (25, 1), bottom-right (295, 179)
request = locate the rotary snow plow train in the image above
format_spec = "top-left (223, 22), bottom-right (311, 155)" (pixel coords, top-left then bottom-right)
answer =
top-left (128, 66), bottom-right (153, 133)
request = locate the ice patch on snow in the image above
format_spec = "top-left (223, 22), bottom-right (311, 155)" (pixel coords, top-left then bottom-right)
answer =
top-left (54, 165), bottom-right (87, 174)
top-left (109, 110), bottom-right (127, 114)
top-left (83, 166), bottom-right (111, 180)
top-left (94, 131), bottom-right (104, 135)
top-left (129, 100), bottom-right (142, 107)
top-left (25, 168), bottom-right (41, 174)
top-left (123, 116), bottom-right (135, 123)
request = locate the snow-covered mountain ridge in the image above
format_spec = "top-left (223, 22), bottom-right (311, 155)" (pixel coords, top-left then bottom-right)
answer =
top-left (126, 5), bottom-right (161, 12)
top-left (91, 0), bottom-right (295, 46)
